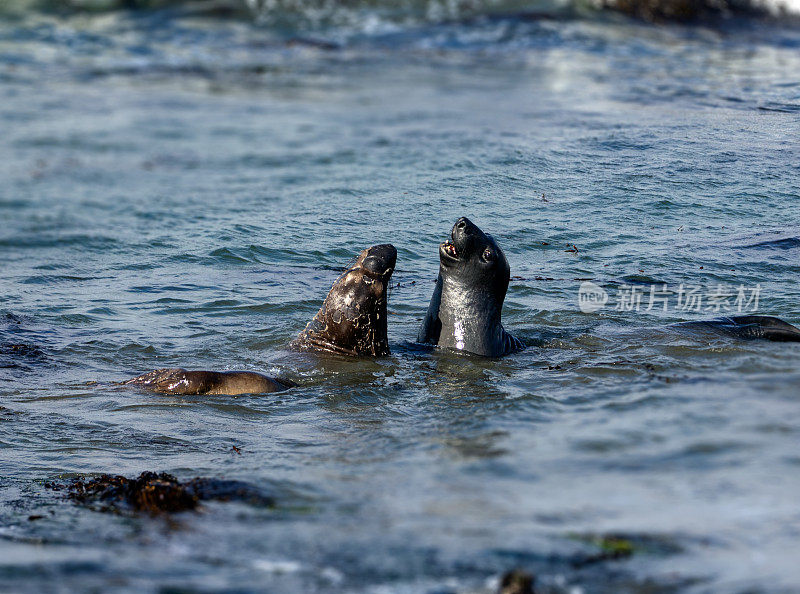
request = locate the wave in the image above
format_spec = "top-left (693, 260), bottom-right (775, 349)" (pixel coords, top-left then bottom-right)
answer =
top-left (4, 0), bottom-right (799, 23)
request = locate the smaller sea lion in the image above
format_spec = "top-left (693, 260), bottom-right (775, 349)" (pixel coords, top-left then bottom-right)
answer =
top-left (294, 243), bottom-right (396, 356)
top-left (123, 368), bottom-right (292, 395)
top-left (418, 217), bottom-right (522, 357)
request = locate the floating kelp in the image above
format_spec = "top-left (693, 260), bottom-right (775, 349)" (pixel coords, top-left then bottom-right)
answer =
top-left (568, 532), bottom-right (684, 567)
top-left (602, 0), bottom-right (771, 23)
top-left (0, 0), bottom-right (251, 17)
top-left (48, 472), bottom-right (274, 515)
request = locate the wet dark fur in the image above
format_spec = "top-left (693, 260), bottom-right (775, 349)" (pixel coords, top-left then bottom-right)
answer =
top-left (123, 368), bottom-right (293, 395)
top-left (295, 244), bottom-right (396, 356)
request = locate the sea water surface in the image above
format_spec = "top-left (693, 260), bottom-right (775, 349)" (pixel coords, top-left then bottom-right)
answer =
top-left (1, 2), bottom-right (800, 592)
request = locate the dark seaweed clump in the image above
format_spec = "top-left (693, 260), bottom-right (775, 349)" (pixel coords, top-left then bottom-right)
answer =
top-left (603, 0), bottom-right (771, 23)
top-left (2, 0), bottom-right (251, 18)
top-left (59, 472), bottom-right (199, 513)
top-left (49, 471), bottom-right (274, 515)
top-left (499, 569), bottom-right (536, 594)
top-left (568, 531), bottom-right (684, 567)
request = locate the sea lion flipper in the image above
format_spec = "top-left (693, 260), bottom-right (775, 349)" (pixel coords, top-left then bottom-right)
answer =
top-left (418, 274), bottom-right (443, 344)
top-left (723, 315), bottom-right (800, 342)
top-left (503, 329), bottom-right (525, 355)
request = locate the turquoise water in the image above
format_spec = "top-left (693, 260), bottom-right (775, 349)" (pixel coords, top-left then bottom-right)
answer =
top-left (2, 3), bottom-right (800, 592)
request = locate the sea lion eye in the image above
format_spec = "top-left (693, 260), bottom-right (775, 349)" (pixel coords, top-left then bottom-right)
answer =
top-left (482, 248), bottom-right (495, 261)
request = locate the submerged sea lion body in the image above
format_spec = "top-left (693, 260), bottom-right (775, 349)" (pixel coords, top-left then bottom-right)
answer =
top-left (419, 217), bottom-right (522, 357)
top-left (126, 244), bottom-right (397, 395)
top-left (681, 315), bottom-right (800, 342)
top-left (124, 368), bottom-right (292, 395)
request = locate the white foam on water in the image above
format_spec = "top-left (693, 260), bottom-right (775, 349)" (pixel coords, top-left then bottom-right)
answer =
top-left (252, 559), bottom-right (303, 573)
top-left (762, 0), bottom-right (800, 13)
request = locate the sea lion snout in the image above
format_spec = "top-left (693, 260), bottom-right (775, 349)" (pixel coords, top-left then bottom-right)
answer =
top-left (359, 243), bottom-right (397, 278)
top-left (453, 216), bottom-right (477, 235)
top-left (449, 216), bottom-right (486, 260)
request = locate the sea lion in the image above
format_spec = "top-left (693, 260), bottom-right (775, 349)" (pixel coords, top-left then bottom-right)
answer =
top-left (294, 243), bottom-right (396, 356)
top-left (123, 368), bottom-right (292, 395)
top-left (418, 217), bottom-right (522, 357)
top-left (126, 243), bottom-right (397, 395)
top-left (681, 315), bottom-right (800, 342)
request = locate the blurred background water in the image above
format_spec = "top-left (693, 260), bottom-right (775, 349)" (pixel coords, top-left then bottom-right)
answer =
top-left (1, 0), bottom-right (800, 592)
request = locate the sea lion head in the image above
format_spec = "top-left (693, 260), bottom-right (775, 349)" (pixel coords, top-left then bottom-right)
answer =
top-left (296, 244), bottom-right (396, 356)
top-left (439, 217), bottom-right (510, 305)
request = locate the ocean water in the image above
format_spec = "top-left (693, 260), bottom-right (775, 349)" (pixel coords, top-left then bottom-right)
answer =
top-left (2, 2), bottom-right (800, 592)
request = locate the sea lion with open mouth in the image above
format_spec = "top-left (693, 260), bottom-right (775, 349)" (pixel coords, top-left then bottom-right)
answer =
top-left (125, 244), bottom-right (397, 395)
top-left (418, 217), bottom-right (522, 357)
